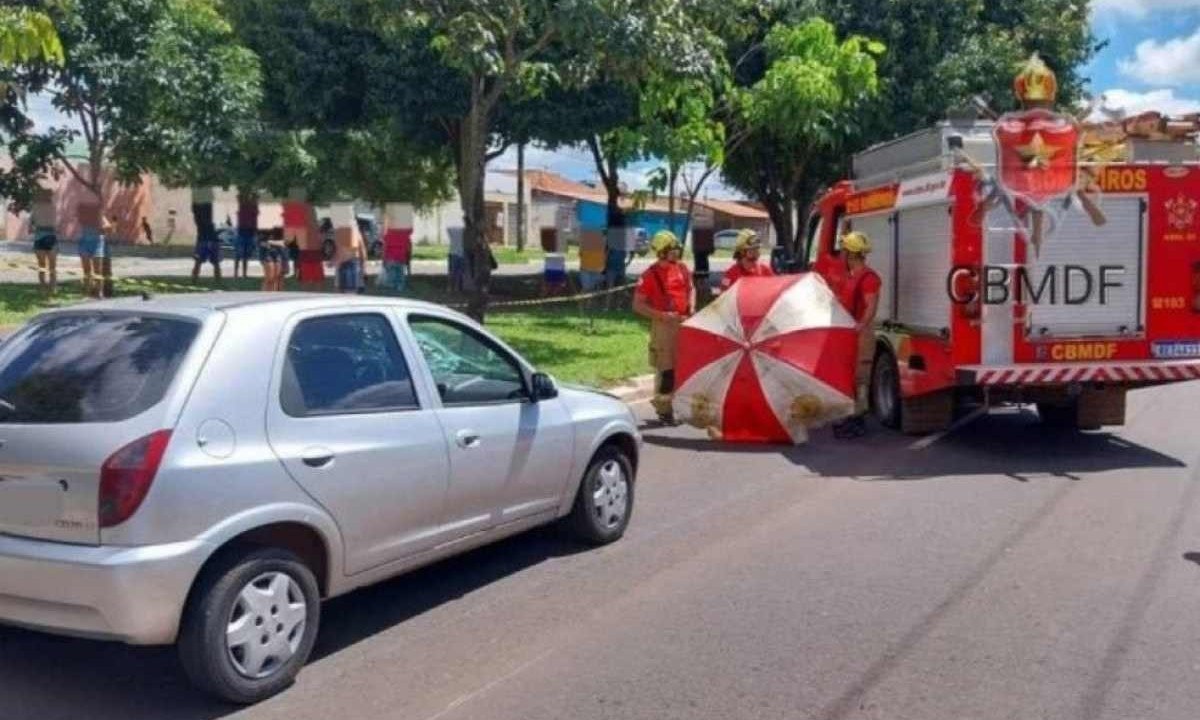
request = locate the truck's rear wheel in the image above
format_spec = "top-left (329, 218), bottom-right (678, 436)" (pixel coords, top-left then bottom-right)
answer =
top-left (871, 350), bottom-right (901, 429)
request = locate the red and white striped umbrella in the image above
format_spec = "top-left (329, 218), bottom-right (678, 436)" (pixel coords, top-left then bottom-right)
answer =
top-left (673, 274), bottom-right (859, 444)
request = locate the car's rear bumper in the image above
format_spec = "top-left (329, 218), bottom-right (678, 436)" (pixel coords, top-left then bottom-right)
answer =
top-left (0, 534), bottom-right (211, 645)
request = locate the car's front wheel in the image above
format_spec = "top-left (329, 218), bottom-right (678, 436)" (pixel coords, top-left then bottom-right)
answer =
top-left (178, 547), bottom-right (320, 704)
top-left (566, 445), bottom-right (634, 545)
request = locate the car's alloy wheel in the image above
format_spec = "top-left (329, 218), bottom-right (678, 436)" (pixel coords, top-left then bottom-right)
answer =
top-left (567, 445), bottom-right (634, 545)
top-left (225, 572), bottom-right (307, 679)
top-left (591, 459), bottom-right (629, 531)
top-left (179, 547), bottom-right (320, 704)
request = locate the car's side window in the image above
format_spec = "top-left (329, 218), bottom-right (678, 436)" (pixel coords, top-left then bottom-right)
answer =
top-left (281, 313), bottom-right (418, 417)
top-left (408, 316), bottom-right (528, 406)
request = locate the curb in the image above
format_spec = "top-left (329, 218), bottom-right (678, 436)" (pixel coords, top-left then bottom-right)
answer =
top-left (605, 374), bottom-right (655, 405)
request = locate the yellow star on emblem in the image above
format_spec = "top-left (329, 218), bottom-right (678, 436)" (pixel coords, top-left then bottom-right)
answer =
top-left (1016, 132), bottom-right (1062, 170)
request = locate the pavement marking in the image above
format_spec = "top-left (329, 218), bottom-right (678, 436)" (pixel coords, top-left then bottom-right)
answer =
top-left (420, 647), bottom-right (557, 720)
top-left (907, 405), bottom-right (990, 451)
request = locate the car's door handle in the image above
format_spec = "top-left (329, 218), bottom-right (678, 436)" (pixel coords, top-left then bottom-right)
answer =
top-left (301, 449), bottom-right (335, 468)
top-left (455, 430), bottom-right (481, 449)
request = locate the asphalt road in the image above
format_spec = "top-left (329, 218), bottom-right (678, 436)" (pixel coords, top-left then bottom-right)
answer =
top-left (2, 381), bottom-right (1200, 720)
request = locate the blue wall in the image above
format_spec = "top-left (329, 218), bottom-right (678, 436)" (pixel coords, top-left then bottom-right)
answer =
top-left (575, 200), bottom-right (688, 240)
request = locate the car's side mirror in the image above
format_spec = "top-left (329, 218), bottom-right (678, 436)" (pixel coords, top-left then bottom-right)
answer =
top-left (530, 372), bottom-right (558, 402)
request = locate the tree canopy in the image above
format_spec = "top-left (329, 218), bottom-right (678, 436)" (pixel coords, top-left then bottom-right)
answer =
top-left (0, 0), bottom-right (261, 211)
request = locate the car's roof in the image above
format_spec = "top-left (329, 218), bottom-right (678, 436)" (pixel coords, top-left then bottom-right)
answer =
top-left (37, 292), bottom-right (461, 320)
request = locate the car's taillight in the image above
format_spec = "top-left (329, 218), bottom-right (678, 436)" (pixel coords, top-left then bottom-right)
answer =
top-left (99, 430), bottom-right (172, 528)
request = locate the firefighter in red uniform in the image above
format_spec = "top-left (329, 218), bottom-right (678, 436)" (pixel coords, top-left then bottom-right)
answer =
top-left (716, 229), bottom-right (774, 294)
top-left (833, 231), bottom-right (882, 439)
top-left (633, 230), bottom-right (695, 424)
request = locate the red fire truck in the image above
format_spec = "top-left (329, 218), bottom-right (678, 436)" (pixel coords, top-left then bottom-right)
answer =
top-left (800, 119), bottom-right (1200, 433)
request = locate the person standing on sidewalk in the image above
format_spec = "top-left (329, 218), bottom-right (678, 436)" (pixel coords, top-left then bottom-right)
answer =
top-left (633, 230), bottom-right (694, 424)
top-left (832, 231), bottom-right (881, 439)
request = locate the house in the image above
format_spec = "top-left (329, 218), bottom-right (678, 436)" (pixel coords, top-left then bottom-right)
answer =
top-left (690, 198), bottom-right (774, 249)
top-left (524, 170), bottom-right (689, 251)
top-left (1, 143), bottom-right (285, 245)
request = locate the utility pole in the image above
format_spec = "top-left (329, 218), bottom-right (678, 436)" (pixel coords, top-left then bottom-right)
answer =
top-left (516, 142), bottom-right (527, 251)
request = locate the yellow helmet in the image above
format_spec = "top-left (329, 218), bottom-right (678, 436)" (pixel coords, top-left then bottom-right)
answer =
top-left (733, 229), bottom-right (761, 255)
top-left (650, 230), bottom-right (680, 255)
top-left (842, 231), bottom-right (871, 255)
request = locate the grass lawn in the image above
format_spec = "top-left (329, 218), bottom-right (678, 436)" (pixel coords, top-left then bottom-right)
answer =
top-left (0, 273), bottom-right (649, 388)
top-left (412, 243), bottom-right (582, 265)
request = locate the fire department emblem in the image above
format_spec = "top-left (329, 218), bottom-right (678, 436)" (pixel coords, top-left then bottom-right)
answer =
top-left (993, 109), bottom-right (1080, 210)
top-left (1166, 193), bottom-right (1198, 231)
top-left (962, 54), bottom-right (1102, 258)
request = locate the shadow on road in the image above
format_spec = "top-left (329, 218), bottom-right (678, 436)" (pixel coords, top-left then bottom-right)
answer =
top-left (642, 408), bottom-right (1186, 481)
top-left (0, 527), bottom-right (589, 720)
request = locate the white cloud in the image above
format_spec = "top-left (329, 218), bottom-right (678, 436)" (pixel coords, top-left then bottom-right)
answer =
top-left (1091, 87), bottom-right (1200, 118)
top-left (1094, 0), bottom-right (1200, 17)
top-left (1118, 27), bottom-right (1200, 85)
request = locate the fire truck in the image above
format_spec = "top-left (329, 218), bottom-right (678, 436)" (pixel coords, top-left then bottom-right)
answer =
top-left (797, 117), bottom-right (1200, 434)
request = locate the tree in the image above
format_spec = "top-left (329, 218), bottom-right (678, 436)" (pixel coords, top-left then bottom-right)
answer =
top-left (717, 0), bottom-right (1099, 253)
top-left (820, 0), bottom-right (1100, 139)
top-left (0, 0), bottom-right (261, 214)
top-left (721, 18), bottom-right (883, 250)
top-left (187, 0), bottom-right (458, 210)
top-left (642, 72), bottom-right (728, 242)
top-left (317, 0), bottom-right (712, 319)
top-left (0, 7), bottom-right (62, 66)
top-left (0, 7), bottom-right (63, 211)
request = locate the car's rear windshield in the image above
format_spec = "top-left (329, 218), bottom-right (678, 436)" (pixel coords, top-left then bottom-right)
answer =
top-left (0, 313), bottom-right (200, 424)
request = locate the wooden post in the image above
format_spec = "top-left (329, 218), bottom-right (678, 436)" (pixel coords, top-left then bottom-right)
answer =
top-left (516, 143), bottom-right (526, 252)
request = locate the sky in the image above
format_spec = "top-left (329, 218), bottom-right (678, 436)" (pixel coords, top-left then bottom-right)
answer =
top-left (1088, 0), bottom-right (1200, 116)
top-left (23, 1), bottom-right (1200, 200)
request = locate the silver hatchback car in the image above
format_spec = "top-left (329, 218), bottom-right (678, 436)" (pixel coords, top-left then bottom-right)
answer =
top-left (0, 293), bottom-right (640, 703)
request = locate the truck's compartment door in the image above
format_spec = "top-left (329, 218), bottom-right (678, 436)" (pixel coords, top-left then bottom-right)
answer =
top-left (896, 203), bottom-right (952, 333)
top-left (850, 212), bottom-right (896, 321)
top-left (1025, 196), bottom-right (1145, 338)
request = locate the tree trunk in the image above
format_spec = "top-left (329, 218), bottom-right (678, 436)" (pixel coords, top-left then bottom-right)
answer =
top-left (515, 142), bottom-right (526, 252)
top-left (588, 136), bottom-right (624, 229)
top-left (667, 163), bottom-right (677, 230)
top-left (762, 197), bottom-right (794, 257)
top-left (456, 107), bottom-right (492, 322)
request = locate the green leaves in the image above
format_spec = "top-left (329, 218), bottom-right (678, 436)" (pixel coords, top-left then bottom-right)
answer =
top-left (740, 19), bottom-right (882, 150)
top-left (0, 8), bottom-right (63, 66)
top-left (0, 0), bottom-right (263, 209)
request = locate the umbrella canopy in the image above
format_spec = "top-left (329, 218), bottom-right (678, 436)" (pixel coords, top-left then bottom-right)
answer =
top-left (673, 274), bottom-right (859, 444)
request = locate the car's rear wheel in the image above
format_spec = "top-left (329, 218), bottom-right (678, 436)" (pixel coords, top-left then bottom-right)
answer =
top-left (566, 445), bottom-right (634, 545)
top-left (179, 547), bottom-right (320, 704)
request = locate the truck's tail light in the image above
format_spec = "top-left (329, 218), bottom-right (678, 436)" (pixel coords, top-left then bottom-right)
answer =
top-left (99, 430), bottom-right (172, 528)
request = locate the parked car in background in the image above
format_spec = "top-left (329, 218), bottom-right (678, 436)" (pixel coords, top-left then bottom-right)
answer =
top-left (0, 294), bottom-right (640, 704)
top-left (713, 229), bottom-right (742, 250)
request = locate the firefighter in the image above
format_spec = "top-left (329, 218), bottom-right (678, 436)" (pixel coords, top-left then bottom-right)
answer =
top-left (832, 231), bottom-right (882, 439)
top-left (716, 229), bottom-right (774, 294)
top-left (633, 230), bottom-right (695, 424)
